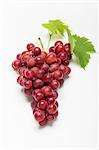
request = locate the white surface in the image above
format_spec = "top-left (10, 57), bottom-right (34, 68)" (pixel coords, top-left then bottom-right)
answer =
top-left (0, 1), bottom-right (98, 149)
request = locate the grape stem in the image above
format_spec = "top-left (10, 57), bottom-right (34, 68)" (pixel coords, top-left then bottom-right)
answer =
top-left (47, 33), bottom-right (53, 49)
top-left (38, 37), bottom-right (44, 50)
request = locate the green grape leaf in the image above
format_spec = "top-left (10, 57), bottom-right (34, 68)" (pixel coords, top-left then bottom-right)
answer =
top-left (72, 35), bottom-right (95, 69)
top-left (42, 19), bottom-right (68, 36)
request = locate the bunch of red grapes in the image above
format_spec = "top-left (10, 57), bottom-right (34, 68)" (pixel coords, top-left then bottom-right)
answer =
top-left (12, 41), bottom-right (71, 126)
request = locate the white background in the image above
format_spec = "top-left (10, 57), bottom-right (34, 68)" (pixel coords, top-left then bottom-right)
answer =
top-left (0, 1), bottom-right (98, 150)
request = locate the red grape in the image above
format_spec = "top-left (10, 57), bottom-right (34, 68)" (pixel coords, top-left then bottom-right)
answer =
top-left (32, 89), bottom-right (44, 101)
top-left (47, 96), bottom-right (56, 104)
top-left (39, 118), bottom-right (47, 126)
top-left (27, 43), bottom-right (35, 51)
top-left (16, 53), bottom-right (21, 60)
top-left (49, 46), bottom-right (55, 52)
top-left (64, 43), bottom-right (71, 54)
top-left (33, 47), bottom-right (41, 56)
top-left (34, 109), bottom-right (45, 122)
top-left (24, 88), bottom-right (33, 95)
top-left (42, 86), bottom-right (53, 97)
top-left (37, 100), bottom-right (47, 110)
top-left (47, 114), bottom-right (54, 121)
top-left (41, 63), bottom-right (49, 73)
top-left (47, 103), bottom-right (57, 114)
top-left (55, 44), bottom-right (63, 54)
top-left (50, 80), bottom-right (60, 90)
top-left (65, 66), bottom-right (71, 75)
top-left (33, 79), bottom-right (44, 89)
top-left (43, 73), bottom-right (52, 83)
top-left (23, 69), bottom-right (35, 79)
top-left (37, 69), bottom-right (45, 79)
top-left (59, 65), bottom-right (66, 73)
top-left (53, 70), bottom-right (63, 80)
top-left (52, 90), bottom-right (58, 99)
top-left (31, 99), bottom-right (37, 109)
top-left (49, 63), bottom-right (59, 72)
top-left (58, 51), bottom-right (68, 62)
top-left (53, 111), bottom-right (58, 119)
top-left (27, 57), bottom-right (35, 68)
top-left (46, 52), bottom-right (57, 64)
top-left (12, 60), bottom-right (22, 70)
top-left (24, 80), bottom-right (32, 89)
top-left (54, 41), bottom-right (63, 47)
top-left (35, 56), bottom-right (44, 65)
